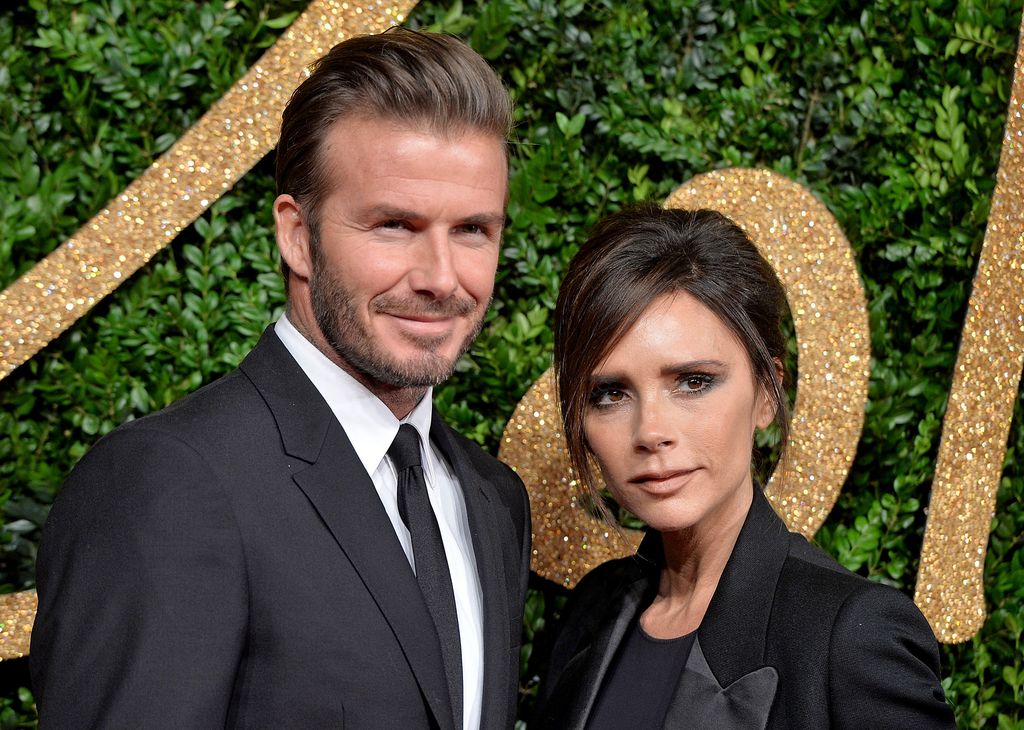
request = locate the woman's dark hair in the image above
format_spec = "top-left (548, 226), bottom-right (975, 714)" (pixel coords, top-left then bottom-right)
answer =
top-left (553, 203), bottom-right (789, 494)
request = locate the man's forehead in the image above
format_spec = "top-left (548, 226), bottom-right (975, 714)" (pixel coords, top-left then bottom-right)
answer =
top-left (325, 112), bottom-right (506, 144)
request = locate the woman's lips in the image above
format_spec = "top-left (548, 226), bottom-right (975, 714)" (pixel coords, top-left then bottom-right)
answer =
top-left (628, 469), bottom-right (697, 494)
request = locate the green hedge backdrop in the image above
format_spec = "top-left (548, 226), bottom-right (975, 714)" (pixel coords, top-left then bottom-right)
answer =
top-left (1, 0), bottom-right (1023, 726)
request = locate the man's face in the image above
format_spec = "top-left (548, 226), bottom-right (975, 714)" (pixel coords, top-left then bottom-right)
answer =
top-left (302, 115), bottom-right (507, 389)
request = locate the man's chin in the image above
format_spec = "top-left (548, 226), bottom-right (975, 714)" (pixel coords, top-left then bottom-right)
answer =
top-left (391, 352), bottom-right (461, 384)
top-left (386, 329), bottom-right (471, 365)
top-left (352, 346), bottom-right (462, 390)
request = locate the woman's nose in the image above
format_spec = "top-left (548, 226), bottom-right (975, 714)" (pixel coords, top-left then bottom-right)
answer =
top-left (633, 399), bottom-right (676, 452)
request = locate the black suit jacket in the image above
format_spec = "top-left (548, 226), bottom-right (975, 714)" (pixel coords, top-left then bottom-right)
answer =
top-left (31, 328), bottom-right (531, 729)
top-left (535, 488), bottom-right (955, 729)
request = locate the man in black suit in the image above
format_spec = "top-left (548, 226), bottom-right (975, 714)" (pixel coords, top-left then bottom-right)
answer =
top-left (31, 29), bottom-right (530, 729)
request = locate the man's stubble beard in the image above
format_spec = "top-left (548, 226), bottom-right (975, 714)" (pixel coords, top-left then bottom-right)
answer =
top-left (308, 245), bottom-right (489, 391)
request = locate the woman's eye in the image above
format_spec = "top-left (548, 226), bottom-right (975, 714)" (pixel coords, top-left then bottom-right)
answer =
top-left (680, 374), bottom-right (713, 393)
top-left (589, 386), bottom-right (626, 407)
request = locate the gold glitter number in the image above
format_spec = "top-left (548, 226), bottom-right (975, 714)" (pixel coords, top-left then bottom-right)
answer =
top-left (0, 592), bottom-right (37, 661)
top-left (913, 13), bottom-right (1024, 644)
top-left (0, 0), bottom-right (419, 661)
top-left (0, 0), bottom-right (417, 382)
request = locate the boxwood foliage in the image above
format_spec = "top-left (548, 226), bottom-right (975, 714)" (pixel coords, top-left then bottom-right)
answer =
top-left (1, 0), bottom-right (1022, 726)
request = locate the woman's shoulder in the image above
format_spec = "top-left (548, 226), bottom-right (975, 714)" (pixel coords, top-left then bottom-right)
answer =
top-left (773, 531), bottom-right (937, 650)
top-left (780, 532), bottom-right (911, 604)
top-left (770, 534), bottom-right (954, 727)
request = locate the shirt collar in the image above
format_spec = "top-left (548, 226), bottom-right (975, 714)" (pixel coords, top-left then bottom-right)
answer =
top-left (274, 312), bottom-right (434, 476)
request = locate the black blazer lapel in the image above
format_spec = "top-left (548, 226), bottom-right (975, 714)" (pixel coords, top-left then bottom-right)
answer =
top-left (663, 637), bottom-right (777, 729)
top-left (430, 417), bottom-right (516, 730)
top-left (698, 489), bottom-right (790, 685)
top-left (540, 574), bottom-right (651, 730)
top-left (239, 329), bottom-right (456, 730)
top-left (664, 487), bottom-right (788, 728)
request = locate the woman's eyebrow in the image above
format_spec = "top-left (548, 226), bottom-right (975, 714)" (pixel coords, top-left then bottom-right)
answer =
top-left (660, 359), bottom-right (727, 375)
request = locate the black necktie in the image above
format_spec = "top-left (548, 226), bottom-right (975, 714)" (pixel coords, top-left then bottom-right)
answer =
top-left (389, 424), bottom-right (463, 729)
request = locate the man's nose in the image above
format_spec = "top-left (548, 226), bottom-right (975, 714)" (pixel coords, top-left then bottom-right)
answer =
top-left (408, 229), bottom-right (459, 300)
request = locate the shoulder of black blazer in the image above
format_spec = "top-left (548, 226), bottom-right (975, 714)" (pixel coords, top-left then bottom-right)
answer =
top-left (68, 324), bottom-right (530, 595)
top-left (534, 487), bottom-right (955, 730)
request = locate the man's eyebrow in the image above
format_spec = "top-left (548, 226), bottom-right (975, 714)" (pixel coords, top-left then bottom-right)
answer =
top-left (360, 207), bottom-right (507, 227)
top-left (460, 212), bottom-right (507, 228)
top-left (362, 206), bottom-right (423, 221)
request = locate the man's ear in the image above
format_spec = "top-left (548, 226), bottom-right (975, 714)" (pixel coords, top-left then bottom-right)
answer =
top-left (273, 194), bottom-right (313, 281)
top-left (755, 357), bottom-right (785, 430)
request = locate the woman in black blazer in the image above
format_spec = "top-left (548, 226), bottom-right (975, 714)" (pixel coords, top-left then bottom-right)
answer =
top-left (534, 205), bottom-right (955, 729)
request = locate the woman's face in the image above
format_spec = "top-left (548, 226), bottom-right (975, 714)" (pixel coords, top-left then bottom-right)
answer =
top-left (583, 291), bottom-right (776, 536)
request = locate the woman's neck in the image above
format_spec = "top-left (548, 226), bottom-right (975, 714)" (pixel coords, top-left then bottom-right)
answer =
top-left (640, 487), bottom-right (752, 639)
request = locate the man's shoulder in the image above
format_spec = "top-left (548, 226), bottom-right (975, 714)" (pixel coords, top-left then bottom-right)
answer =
top-left (69, 367), bottom-right (269, 481)
top-left (138, 367), bottom-right (259, 429)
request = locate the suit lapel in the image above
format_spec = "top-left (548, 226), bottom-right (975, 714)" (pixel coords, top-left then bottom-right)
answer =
top-left (430, 416), bottom-right (513, 730)
top-left (661, 487), bottom-right (788, 728)
top-left (663, 637), bottom-right (777, 729)
top-left (542, 571), bottom-right (652, 730)
top-left (697, 488), bottom-right (790, 687)
top-left (239, 329), bottom-right (456, 730)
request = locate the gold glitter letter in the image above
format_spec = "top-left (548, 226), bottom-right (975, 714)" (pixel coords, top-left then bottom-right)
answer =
top-left (914, 15), bottom-right (1024, 644)
top-left (0, 0), bottom-right (417, 383)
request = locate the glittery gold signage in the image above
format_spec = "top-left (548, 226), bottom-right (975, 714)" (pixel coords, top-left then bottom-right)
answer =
top-left (666, 171), bottom-right (872, 536)
top-left (0, 0), bottom-right (418, 661)
top-left (0, 0), bottom-right (417, 383)
top-left (1, 1), bottom-right (1022, 659)
top-left (913, 11), bottom-right (1024, 644)
top-left (500, 371), bottom-right (643, 588)
top-left (0, 592), bottom-right (36, 660)
top-left (502, 169), bottom-right (872, 588)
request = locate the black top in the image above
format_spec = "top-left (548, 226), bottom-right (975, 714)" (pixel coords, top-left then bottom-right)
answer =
top-left (586, 619), bottom-right (696, 730)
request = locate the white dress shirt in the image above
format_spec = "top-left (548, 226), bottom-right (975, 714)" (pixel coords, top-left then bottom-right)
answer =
top-left (275, 313), bottom-right (484, 730)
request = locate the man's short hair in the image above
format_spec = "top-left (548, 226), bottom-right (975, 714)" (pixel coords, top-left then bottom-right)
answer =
top-left (275, 28), bottom-right (513, 279)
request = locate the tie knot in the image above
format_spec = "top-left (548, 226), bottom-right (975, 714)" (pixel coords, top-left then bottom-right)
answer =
top-left (388, 424), bottom-right (422, 472)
